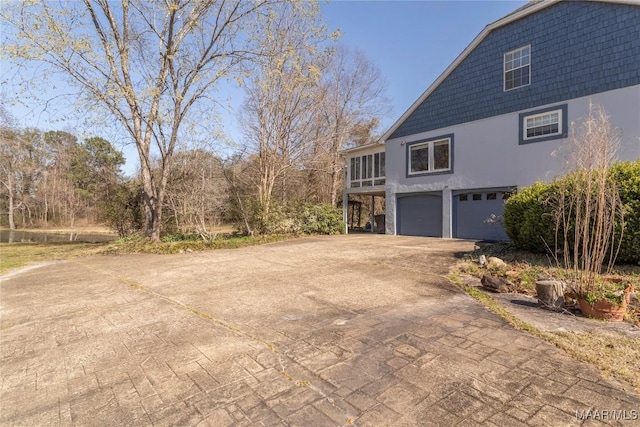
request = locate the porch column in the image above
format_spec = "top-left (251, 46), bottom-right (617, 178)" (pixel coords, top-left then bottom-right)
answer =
top-left (343, 190), bottom-right (349, 234)
top-left (442, 188), bottom-right (452, 238)
top-left (370, 195), bottom-right (375, 233)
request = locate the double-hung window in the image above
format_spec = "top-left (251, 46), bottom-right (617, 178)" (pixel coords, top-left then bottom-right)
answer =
top-left (525, 111), bottom-right (560, 138)
top-left (504, 45), bottom-right (530, 91)
top-left (407, 135), bottom-right (452, 176)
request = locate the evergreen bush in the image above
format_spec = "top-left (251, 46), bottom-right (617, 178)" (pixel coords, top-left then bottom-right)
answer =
top-left (504, 160), bottom-right (639, 264)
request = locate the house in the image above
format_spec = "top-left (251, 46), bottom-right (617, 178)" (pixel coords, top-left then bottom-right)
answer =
top-left (342, 0), bottom-right (640, 241)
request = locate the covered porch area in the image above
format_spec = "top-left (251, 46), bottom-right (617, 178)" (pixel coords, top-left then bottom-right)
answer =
top-left (340, 190), bottom-right (386, 234)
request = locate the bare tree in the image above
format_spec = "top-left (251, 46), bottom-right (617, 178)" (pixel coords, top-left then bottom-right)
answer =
top-left (318, 46), bottom-right (389, 206)
top-left (3, 0), bottom-right (278, 240)
top-left (240, 2), bottom-right (331, 219)
top-left (40, 131), bottom-right (83, 226)
top-left (0, 107), bottom-right (22, 230)
top-left (164, 149), bottom-right (228, 239)
top-left (0, 105), bottom-right (45, 229)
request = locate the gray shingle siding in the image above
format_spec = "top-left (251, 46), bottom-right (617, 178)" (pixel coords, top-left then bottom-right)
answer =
top-left (390, 1), bottom-right (640, 139)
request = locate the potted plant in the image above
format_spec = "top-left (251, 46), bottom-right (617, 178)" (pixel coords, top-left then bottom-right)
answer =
top-left (573, 277), bottom-right (633, 322)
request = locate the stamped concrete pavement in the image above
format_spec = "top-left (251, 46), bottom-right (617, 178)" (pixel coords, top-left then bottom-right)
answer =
top-left (1, 235), bottom-right (639, 426)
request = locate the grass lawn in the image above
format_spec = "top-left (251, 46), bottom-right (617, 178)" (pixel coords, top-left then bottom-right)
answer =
top-left (0, 242), bottom-right (108, 274)
top-left (0, 233), bottom-right (294, 275)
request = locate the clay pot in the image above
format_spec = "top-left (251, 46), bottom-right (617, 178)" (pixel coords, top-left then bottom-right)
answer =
top-left (578, 298), bottom-right (626, 322)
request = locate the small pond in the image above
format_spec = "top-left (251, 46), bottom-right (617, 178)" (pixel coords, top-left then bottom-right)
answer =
top-left (0, 230), bottom-right (116, 243)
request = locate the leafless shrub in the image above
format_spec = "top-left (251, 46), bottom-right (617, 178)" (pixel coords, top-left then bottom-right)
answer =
top-left (552, 102), bottom-right (624, 293)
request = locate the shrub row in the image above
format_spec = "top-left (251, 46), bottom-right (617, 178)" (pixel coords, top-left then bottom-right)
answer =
top-left (258, 202), bottom-right (344, 236)
top-left (504, 160), bottom-right (640, 264)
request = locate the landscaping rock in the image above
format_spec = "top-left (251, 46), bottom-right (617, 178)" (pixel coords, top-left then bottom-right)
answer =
top-left (478, 255), bottom-right (487, 266)
top-left (481, 275), bottom-right (515, 293)
top-left (505, 269), bottom-right (520, 278)
top-left (487, 256), bottom-right (507, 267)
top-left (536, 280), bottom-right (565, 311)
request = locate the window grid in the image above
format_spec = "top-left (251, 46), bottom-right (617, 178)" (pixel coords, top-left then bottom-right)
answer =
top-left (524, 110), bottom-right (561, 139)
top-left (504, 45), bottom-right (530, 91)
top-left (349, 152), bottom-right (386, 188)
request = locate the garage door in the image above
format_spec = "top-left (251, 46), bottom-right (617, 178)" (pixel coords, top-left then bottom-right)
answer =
top-left (397, 193), bottom-right (442, 237)
top-left (453, 189), bottom-right (512, 241)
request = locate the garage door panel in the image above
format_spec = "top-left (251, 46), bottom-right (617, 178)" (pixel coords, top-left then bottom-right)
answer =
top-left (454, 190), bottom-right (509, 241)
top-left (398, 194), bottom-right (442, 237)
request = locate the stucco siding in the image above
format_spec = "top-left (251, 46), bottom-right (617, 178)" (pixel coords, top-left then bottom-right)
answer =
top-left (385, 85), bottom-right (640, 236)
top-left (390, 1), bottom-right (640, 139)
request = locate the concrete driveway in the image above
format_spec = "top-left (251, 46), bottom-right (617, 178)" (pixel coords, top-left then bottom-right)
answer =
top-left (1, 235), bottom-right (638, 426)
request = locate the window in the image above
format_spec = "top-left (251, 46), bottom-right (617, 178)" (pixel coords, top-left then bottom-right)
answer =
top-left (407, 135), bottom-right (453, 176)
top-left (374, 152), bottom-right (385, 178)
top-left (487, 193), bottom-right (497, 200)
top-left (434, 140), bottom-right (450, 170)
top-left (472, 194), bottom-right (482, 201)
top-left (374, 152), bottom-right (385, 185)
top-left (349, 151), bottom-right (385, 188)
top-left (459, 194), bottom-right (468, 201)
top-left (410, 144), bottom-right (430, 173)
top-left (362, 154), bottom-right (372, 186)
top-left (504, 45), bottom-right (530, 91)
top-left (525, 111), bottom-right (559, 138)
top-left (519, 104), bottom-right (567, 144)
top-left (350, 157), bottom-right (360, 187)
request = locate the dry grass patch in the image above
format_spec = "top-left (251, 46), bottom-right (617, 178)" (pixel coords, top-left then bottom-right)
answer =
top-left (548, 331), bottom-right (640, 392)
top-left (0, 234), bottom-right (297, 274)
top-left (0, 242), bottom-right (107, 274)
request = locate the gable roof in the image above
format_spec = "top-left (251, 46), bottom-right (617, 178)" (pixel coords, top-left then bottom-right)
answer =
top-left (382, 0), bottom-right (638, 141)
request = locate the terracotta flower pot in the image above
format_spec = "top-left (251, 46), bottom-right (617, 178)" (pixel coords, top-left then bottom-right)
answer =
top-left (578, 298), bottom-right (627, 322)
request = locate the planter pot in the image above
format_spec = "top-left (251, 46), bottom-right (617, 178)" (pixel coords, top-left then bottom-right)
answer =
top-left (578, 298), bottom-right (626, 322)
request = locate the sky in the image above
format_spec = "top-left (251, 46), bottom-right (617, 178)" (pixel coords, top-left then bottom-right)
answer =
top-left (321, 0), bottom-right (527, 129)
top-left (2, 0), bottom-right (528, 176)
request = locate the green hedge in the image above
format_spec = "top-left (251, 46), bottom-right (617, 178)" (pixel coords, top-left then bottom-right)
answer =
top-left (503, 181), bottom-right (556, 252)
top-left (611, 160), bottom-right (640, 263)
top-left (504, 160), bottom-right (640, 264)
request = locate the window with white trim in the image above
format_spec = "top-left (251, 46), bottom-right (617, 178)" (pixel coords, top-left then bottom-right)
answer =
top-left (349, 152), bottom-right (385, 188)
top-left (408, 137), bottom-right (451, 175)
top-left (504, 45), bottom-right (530, 91)
top-left (523, 109), bottom-right (562, 141)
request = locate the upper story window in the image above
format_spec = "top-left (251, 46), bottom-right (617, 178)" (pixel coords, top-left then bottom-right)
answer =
top-left (407, 135), bottom-right (453, 176)
top-left (519, 104), bottom-right (567, 145)
top-left (349, 152), bottom-right (385, 188)
top-left (504, 45), bottom-right (530, 91)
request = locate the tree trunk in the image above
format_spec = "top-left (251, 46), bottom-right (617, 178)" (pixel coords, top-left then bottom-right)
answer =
top-left (8, 189), bottom-right (15, 230)
top-left (329, 157), bottom-right (341, 207)
top-left (6, 172), bottom-right (16, 230)
top-left (536, 280), bottom-right (565, 310)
